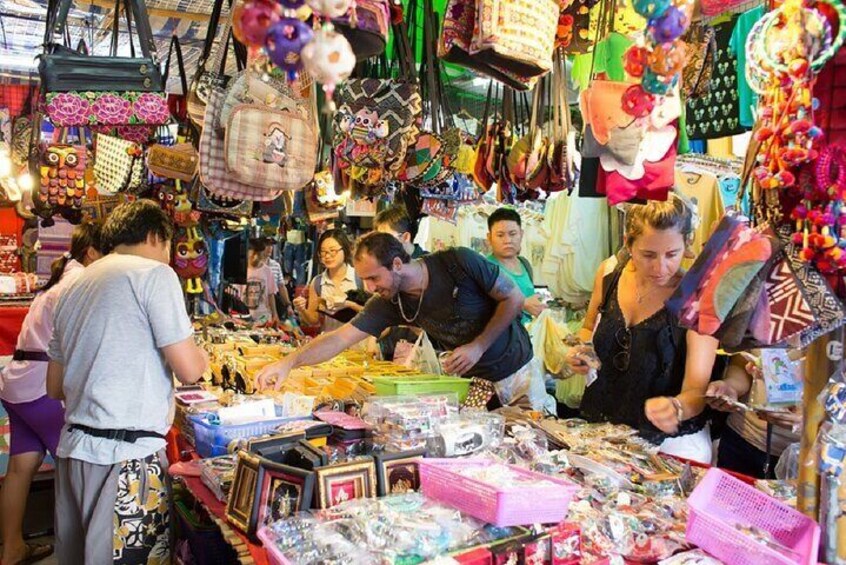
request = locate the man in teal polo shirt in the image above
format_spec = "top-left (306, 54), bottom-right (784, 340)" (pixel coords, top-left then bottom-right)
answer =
top-left (486, 208), bottom-right (547, 322)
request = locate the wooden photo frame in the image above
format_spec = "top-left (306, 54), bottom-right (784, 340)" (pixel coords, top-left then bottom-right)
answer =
top-left (314, 459), bottom-right (377, 509)
top-left (374, 450), bottom-right (425, 496)
top-left (225, 451), bottom-right (261, 533)
top-left (254, 461), bottom-right (315, 531)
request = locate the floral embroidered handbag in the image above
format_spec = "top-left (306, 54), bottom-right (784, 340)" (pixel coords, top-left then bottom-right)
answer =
top-left (41, 0), bottom-right (169, 130)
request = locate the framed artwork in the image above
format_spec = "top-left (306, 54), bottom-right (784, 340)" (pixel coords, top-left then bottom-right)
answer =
top-left (374, 450), bottom-right (425, 496)
top-left (254, 461), bottom-right (315, 531)
top-left (314, 459), bottom-right (377, 509)
top-left (225, 451), bottom-right (261, 533)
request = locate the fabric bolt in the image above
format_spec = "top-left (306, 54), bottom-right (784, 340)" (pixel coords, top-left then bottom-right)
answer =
top-left (571, 33), bottom-right (634, 91)
top-left (48, 254), bottom-right (193, 465)
top-left (1, 396), bottom-right (65, 456)
top-left (351, 248), bottom-right (533, 382)
top-left (312, 264), bottom-right (361, 332)
top-left (0, 260), bottom-right (84, 404)
top-left (55, 449), bottom-right (170, 565)
top-left (675, 170), bottom-right (726, 268)
top-left (686, 16), bottom-right (746, 139)
top-left (729, 6), bottom-right (765, 128)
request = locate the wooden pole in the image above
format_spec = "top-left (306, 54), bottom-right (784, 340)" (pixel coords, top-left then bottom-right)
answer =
top-left (798, 329), bottom-right (844, 520)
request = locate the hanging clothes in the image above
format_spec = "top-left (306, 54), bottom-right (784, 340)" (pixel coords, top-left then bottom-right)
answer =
top-left (729, 6), bottom-right (766, 128)
top-left (541, 191), bottom-right (610, 303)
top-left (686, 16), bottom-right (746, 139)
top-left (675, 170), bottom-right (726, 268)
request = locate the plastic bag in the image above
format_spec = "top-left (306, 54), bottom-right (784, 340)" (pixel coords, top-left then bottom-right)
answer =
top-left (776, 442), bottom-right (800, 480)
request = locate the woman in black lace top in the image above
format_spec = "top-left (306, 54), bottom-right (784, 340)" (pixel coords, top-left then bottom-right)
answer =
top-left (566, 195), bottom-right (719, 463)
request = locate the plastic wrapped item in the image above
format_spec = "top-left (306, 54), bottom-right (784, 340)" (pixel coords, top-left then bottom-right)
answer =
top-left (429, 413), bottom-right (505, 458)
top-left (364, 393), bottom-right (459, 452)
top-left (260, 494), bottom-right (491, 564)
top-left (775, 442), bottom-right (801, 481)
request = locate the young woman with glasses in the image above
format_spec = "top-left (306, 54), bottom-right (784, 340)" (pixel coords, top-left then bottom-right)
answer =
top-left (293, 229), bottom-right (365, 332)
top-left (565, 195), bottom-right (719, 463)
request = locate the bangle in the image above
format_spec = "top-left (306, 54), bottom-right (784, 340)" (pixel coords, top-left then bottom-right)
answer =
top-left (670, 396), bottom-right (684, 423)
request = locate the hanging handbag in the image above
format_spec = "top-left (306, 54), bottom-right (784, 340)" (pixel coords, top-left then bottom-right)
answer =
top-left (41, 0), bottom-right (169, 130)
top-left (187, 0), bottom-right (246, 128)
top-left (439, 0), bottom-right (540, 90)
top-left (334, 20), bottom-right (422, 186)
top-left (681, 22), bottom-right (717, 100)
top-left (162, 35), bottom-right (189, 123)
top-left (33, 128), bottom-right (88, 226)
top-left (470, 0), bottom-right (560, 76)
top-left (223, 103), bottom-right (317, 193)
top-left (332, 0), bottom-right (390, 61)
top-left (147, 142), bottom-right (198, 182)
top-left (193, 182), bottom-right (254, 217)
top-left (94, 133), bottom-right (145, 194)
top-left (39, 0), bottom-right (162, 93)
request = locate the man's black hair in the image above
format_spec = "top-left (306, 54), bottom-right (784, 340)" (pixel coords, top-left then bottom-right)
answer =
top-left (374, 206), bottom-right (416, 238)
top-left (102, 199), bottom-right (173, 253)
top-left (487, 207), bottom-right (522, 231)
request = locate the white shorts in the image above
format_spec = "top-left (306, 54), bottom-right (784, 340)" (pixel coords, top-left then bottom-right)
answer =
top-left (659, 424), bottom-right (713, 465)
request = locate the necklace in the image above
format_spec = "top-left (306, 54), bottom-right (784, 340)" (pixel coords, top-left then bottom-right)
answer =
top-left (395, 264), bottom-right (427, 323)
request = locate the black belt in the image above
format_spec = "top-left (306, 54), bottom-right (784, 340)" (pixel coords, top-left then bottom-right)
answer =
top-left (13, 350), bottom-right (50, 362)
top-left (69, 424), bottom-right (166, 444)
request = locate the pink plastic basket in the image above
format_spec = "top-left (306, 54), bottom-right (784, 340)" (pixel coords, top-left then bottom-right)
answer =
top-left (256, 526), bottom-right (293, 565)
top-left (418, 459), bottom-right (579, 527)
top-left (686, 468), bottom-right (819, 565)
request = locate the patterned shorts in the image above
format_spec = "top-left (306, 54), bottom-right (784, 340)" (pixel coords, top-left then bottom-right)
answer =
top-left (113, 451), bottom-right (170, 564)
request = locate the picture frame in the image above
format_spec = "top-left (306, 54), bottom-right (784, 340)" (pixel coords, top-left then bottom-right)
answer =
top-left (314, 458), bottom-right (377, 509)
top-left (373, 450), bottom-right (425, 496)
top-left (225, 451), bottom-right (261, 533)
top-left (226, 451), bottom-right (317, 540)
top-left (254, 460), bottom-right (315, 532)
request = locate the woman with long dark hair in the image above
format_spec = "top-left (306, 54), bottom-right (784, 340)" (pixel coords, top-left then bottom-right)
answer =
top-left (0, 220), bottom-right (103, 565)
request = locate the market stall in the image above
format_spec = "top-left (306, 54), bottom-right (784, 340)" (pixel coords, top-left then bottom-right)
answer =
top-left (0, 0), bottom-right (845, 561)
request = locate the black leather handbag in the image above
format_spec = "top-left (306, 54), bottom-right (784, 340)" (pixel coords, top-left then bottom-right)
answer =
top-left (39, 0), bottom-right (163, 93)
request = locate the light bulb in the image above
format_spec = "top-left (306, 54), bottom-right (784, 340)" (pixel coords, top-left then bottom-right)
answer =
top-left (17, 173), bottom-right (33, 192)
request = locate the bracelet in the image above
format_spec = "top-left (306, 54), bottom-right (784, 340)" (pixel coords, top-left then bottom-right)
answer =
top-left (670, 396), bottom-right (684, 423)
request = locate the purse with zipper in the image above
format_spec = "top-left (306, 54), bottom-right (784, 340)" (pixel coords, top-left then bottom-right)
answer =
top-left (41, 0), bottom-right (169, 130)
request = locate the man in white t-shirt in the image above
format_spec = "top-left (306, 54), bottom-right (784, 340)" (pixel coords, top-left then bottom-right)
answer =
top-left (46, 200), bottom-right (209, 563)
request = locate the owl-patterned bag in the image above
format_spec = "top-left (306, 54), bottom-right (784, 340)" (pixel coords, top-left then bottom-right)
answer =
top-left (34, 144), bottom-right (88, 226)
top-left (333, 78), bottom-right (422, 185)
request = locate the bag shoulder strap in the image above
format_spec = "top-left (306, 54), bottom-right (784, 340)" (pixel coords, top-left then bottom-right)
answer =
top-left (440, 248), bottom-right (468, 289)
top-left (163, 35), bottom-right (188, 95)
top-left (599, 250), bottom-right (628, 313)
top-left (518, 256), bottom-right (533, 281)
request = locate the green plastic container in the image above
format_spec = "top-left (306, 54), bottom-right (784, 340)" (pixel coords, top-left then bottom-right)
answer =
top-left (372, 375), bottom-right (471, 402)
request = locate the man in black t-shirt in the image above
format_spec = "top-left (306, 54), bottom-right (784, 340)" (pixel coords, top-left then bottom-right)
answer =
top-left (257, 232), bottom-right (550, 411)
